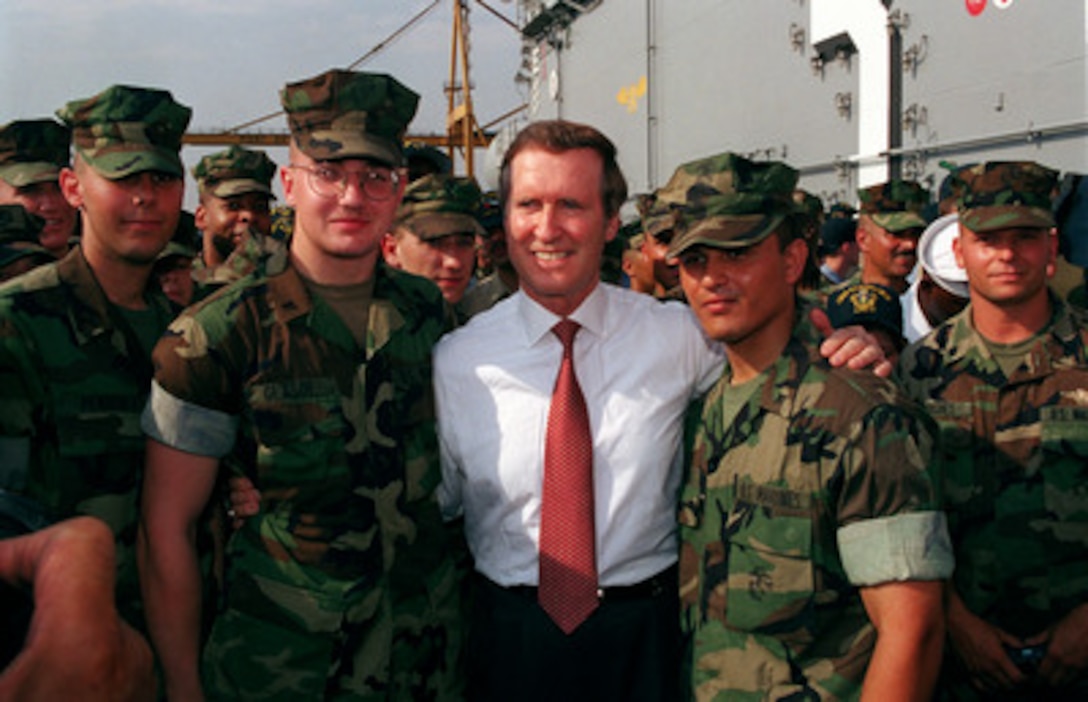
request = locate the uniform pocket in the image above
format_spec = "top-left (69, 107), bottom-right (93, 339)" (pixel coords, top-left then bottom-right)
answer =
top-left (247, 377), bottom-right (344, 482)
top-left (926, 399), bottom-right (991, 520)
top-left (1040, 406), bottom-right (1088, 530)
top-left (723, 508), bottom-right (815, 642)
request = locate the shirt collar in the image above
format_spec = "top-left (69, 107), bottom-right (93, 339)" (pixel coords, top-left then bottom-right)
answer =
top-left (515, 282), bottom-right (608, 347)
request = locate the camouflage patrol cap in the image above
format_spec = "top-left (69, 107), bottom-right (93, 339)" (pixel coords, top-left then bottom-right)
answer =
top-left (826, 282), bottom-right (904, 346)
top-left (857, 180), bottom-right (929, 232)
top-left (663, 152), bottom-right (799, 257)
top-left (192, 146), bottom-right (277, 198)
top-left (56, 85), bottom-right (192, 179)
top-left (394, 174), bottom-right (484, 241)
top-left (955, 161), bottom-right (1058, 232)
top-left (281, 69), bottom-right (419, 167)
top-left (636, 192), bottom-right (677, 242)
top-left (0, 120), bottom-right (71, 187)
top-left (0, 204), bottom-right (53, 269)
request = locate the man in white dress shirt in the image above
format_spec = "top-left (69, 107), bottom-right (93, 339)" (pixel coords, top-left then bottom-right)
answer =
top-left (433, 120), bottom-right (891, 702)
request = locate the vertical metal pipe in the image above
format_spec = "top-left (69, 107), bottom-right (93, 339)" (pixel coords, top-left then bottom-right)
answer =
top-left (888, 12), bottom-right (903, 181)
top-left (645, 0), bottom-right (657, 190)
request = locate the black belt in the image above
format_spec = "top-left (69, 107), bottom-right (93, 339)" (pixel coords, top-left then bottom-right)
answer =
top-left (481, 564), bottom-right (677, 603)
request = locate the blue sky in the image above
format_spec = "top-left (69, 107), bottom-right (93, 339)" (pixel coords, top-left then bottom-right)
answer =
top-left (0, 0), bottom-right (525, 199)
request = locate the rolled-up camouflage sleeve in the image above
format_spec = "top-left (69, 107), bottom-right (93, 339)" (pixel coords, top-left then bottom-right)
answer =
top-left (834, 399), bottom-right (954, 585)
top-left (141, 381), bottom-right (238, 457)
top-left (141, 298), bottom-right (247, 455)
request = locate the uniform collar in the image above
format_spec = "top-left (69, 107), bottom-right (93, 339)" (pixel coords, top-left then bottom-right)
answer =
top-left (56, 245), bottom-right (173, 349)
top-left (264, 261), bottom-right (408, 359)
top-left (952, 291), bottom-right (1085, 374)
top-left (738, 299), bottom-right (823, 419)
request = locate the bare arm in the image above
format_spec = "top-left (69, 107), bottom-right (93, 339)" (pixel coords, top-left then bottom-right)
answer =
top-left (811, 307), bottom-right (894, 378)
top-left (0, 517), bottom-right (155, 702)
top-left (138, 438), bottom-right (220, 702)
top-left (859, 579), bottom-right (945, 702)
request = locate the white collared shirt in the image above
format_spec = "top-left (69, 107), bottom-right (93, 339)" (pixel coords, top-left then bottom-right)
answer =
top-left (435, 283), bottom-right (724, 587)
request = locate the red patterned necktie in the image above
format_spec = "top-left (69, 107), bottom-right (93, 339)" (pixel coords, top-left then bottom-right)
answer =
top-left (538, 318), bottom-right (598, 634)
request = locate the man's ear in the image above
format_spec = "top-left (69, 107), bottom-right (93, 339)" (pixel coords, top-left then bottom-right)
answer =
top-left (855, 218), bottom-right (871, 253)
top-left (59, 167), bottom-right (82, 210)
top-left (952, 228), bottom-right (965, 269)
top-left (783, 236), bottom-right (808, 286)
top-left (281, 166), bottom-right (297, 207)
top-left (380, 232), bottom-right (401, 268)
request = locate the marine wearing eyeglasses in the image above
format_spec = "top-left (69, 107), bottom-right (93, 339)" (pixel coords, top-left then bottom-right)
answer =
top-left (139, 69), bottom-right (465, 700)
top-left (287, 161), bottom-right (401, 201)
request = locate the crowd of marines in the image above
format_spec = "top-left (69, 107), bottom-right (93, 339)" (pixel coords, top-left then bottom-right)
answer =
top-left (0, 65), bottom-right (1086, 702)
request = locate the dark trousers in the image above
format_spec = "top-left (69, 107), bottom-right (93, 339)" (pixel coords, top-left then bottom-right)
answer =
top-left (467, 567), bottom-right (680, 702)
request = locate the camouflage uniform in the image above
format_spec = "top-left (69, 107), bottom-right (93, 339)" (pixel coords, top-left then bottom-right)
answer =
top-left (669, 153), bottom-right (952, 701)
top-left (142, 70), bottom-right (464, 701)
top-left (0, 86), bottom-right (188, 630)
top-left (144, 262), bottom-right (463, 700)
top-left (0, 247), bottom-right (175, 624)
top-left (679, 306), bottom-right (951, 701)
top-left (895, 160), bottom-right (1088, 698)
top-left (898, 297), bottom-right (1088, 639)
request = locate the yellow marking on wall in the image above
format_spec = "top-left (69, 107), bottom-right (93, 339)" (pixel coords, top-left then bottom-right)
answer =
top-left (616, 76), bottom-right (647, 114)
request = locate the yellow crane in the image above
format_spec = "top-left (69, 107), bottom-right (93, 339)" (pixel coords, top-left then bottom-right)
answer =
top-left (182, 0), bottom-right (525, 178)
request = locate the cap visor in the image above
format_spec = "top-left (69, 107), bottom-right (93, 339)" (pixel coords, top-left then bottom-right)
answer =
top-left (0, 162), bottom-right (61, 188)
top-left (406, 212), bottom-right (484, 241)
top-left (299, 131), bottom-right (402, 167)
top-left (872, 211), bottom-right (926, 232)
top-left (959, 205), bottom-right (1055, 232)
top-left (668, 213), bottom-right (783, 258)
top-left (79, 146), bottom-right (183, 180)
top-left (208, 179), bottom-right (274, 198)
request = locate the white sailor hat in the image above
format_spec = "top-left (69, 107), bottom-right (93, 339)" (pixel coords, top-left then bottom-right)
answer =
top-left (917, 213), bottom-right (969, 298)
